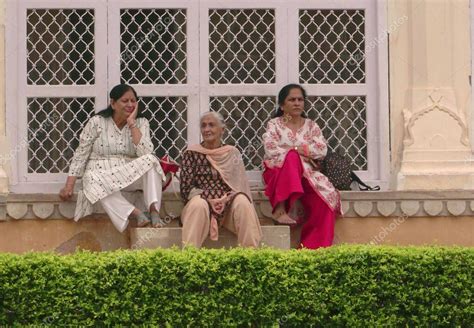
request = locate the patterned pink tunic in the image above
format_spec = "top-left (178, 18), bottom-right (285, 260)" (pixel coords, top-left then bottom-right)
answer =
top-left (262, 117), bottom-right (340, 212)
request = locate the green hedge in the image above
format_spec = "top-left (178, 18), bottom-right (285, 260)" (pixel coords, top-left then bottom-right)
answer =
top-left (0, 246), bottom-right (472, 327)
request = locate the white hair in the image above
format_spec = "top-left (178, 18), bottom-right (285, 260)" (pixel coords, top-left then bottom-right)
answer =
top-left (200, 111), bottom-right (226, 128)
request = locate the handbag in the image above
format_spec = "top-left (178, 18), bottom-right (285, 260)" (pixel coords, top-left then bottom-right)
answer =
top-left (159, 155), bottom-right (180, 191)
top-left (317, 150), bottom-right (380, 191)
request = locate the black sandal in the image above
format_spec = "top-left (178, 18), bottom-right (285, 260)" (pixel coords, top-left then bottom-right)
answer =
top-left (136, 212), bottom-right (151, 227)
top-left (150, 212), bottom-right (166, 228)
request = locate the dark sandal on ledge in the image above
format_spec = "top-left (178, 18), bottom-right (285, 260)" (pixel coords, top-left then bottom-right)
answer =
top-left (150, 212), bottom-right (166, 228)
top-left (136, 212), bottom-right (151, 227)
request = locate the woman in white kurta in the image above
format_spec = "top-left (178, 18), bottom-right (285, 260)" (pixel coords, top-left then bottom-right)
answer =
top-left (59, 84), bottom-right (166, 232)
top-left (262, 84), bottom-right (340, 248)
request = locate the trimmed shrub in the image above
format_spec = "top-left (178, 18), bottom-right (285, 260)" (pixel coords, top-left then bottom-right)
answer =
top-left (0, 246), bottom-right (472, 327)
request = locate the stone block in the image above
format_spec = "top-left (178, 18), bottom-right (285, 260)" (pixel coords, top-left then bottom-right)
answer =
top-left (130, 225), bottom-right (290, 250)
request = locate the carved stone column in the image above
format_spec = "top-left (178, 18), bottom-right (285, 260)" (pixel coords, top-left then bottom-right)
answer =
top-left (392, 0), bottom-right (474, 189)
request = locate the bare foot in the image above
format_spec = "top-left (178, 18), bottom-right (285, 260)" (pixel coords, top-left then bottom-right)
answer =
top-left (272, 212), bottom-right (297, 225)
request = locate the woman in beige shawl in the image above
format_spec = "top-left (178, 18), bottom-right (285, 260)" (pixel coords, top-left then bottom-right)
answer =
top-left (180, 112), bottom-right (262, 248)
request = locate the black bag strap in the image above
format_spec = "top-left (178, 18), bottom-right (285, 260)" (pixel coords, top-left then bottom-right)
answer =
top-left (350, 172), bottom-right (380, 191)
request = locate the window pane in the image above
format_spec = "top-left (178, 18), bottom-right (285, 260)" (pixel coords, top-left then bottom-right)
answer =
top-left (27, 97), bottom-right (95, 173)
top-left (140, 97), bottom-right (188, 161)
top-left (209, 9), bottom-right (276, 84)
top-left (307, 96), bottom-right (367, 170)
top-left (27, 9), bottom-right (95, 85)
top-left (120, 9), bottom-right (187, 84)
top-left (210, 96), bottom-right (275, 170)
top-left (299, 9), bottom-right (365, 84)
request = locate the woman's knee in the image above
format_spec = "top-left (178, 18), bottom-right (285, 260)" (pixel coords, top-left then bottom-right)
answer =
top-left (182, 196), bottom-right (209, 224)
top-left (233, 194), bottom-right (252, 208)
top-left (186, 196), bottom-right (208, 211)
top-left (232, 195), bottom-right (259, 223)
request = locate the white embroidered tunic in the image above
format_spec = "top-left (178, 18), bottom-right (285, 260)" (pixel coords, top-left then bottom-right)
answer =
top-left (262, 117), bottom-right (341, 212)
top-left (68, 115), bottom-right (165, 220)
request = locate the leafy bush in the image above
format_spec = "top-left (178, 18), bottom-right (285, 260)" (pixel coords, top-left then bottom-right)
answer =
top-left (0, 246), bottom-right (472, 327)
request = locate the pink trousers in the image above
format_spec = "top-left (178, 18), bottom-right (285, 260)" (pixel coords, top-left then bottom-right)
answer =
top-left (263, 150), bottom-right (336, 249)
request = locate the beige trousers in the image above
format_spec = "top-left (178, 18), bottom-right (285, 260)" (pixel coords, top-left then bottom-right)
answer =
top-left (100, 167), bottom-right (163, 232)
top-left (181, 194), bottom-right (263, 248)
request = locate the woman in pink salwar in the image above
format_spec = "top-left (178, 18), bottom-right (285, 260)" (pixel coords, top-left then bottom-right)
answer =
top-left (262, 84), bottom-right (341, 249)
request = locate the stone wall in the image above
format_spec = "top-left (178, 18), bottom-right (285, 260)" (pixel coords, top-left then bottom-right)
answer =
top-left (0, 191), bottom-right (472, 253)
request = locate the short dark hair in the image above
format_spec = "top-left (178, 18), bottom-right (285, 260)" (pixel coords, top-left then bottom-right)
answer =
top-left (272, 84), bottom-right (307, 118)
top-left (96, 84), bottom-right (145, 118)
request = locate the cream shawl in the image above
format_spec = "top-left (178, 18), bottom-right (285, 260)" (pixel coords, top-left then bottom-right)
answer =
top-left (186, 144), bottom-right (252, 201)
top-left (185, 144), bottom-right (253, 241)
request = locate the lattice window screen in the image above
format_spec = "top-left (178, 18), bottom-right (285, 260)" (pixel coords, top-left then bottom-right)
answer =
top-left (120, 9), bottom-right (187, 84)
top-left (210, 96), bottom-right (275, 170)
top-left (209, 9), bottom-right (276, 84)
top-left (26, 8), bottom-right (97, 175)
top-left (27, 9), bottom-right (95, 85)
top-left (207, 8), bottom-right (277, 171)
top-left (140, 97), bottom-right (188, 162)
top-left (306, 96), bottom-right (367, 170)
top-left (299, 9), bottom-right (365, 84)
top-left (119, 9), bottom-right (189, 162)
top-left (27, 97), bottom-right (95, 173)
top-left (20, 3), bottom-right (376, 184)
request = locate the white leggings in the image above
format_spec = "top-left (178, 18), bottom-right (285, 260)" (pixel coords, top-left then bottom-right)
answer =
top-left (99, 167), bottom-right (163, 232)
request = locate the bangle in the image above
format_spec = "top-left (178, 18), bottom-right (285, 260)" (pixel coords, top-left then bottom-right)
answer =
top-left (129, 123), bottom-right (137, 129)
top-left (303, 144), bottom-right (309, 157)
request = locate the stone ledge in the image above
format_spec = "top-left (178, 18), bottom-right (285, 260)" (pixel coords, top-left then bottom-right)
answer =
top-left (3, 190), bottom-right (474, 220)
top-left (130, 226), bottom-right (290, 250)
top-left (2, 214), bottom-right (473, 253)
top-left (336, 190), bottom-right (474, 217)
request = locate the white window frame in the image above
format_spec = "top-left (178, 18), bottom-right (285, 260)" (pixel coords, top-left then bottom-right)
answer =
top-left (200, 0), bottom-right (389, 188)
top-left (6, 0), bottom-right (108, 193)
top-left (200, 0), bottom-right (289, 187)
top-left (5, 0), bottom-right (389, 193)
top-left (107, 0), bottom-right (201, 146)
top-left (107, 0), bottom-right (200, 193)
top-left (288, 0), bottom-right (388, 186)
